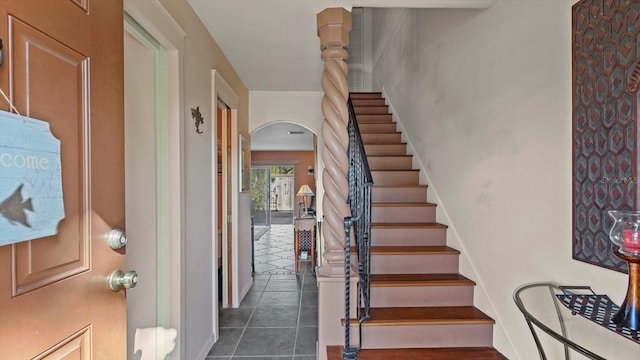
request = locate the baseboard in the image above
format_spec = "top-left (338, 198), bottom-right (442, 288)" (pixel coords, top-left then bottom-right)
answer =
top-left (239, 277), bottom-right (253, 305)
top-left (195, 332), bottom-right (216, 360)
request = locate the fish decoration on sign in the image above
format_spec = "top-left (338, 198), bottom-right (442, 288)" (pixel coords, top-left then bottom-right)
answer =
top-left (0, 184), bottom-right (33, 228)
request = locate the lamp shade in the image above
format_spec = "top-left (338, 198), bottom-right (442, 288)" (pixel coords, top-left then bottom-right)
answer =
top-left (296, 184), bottom-right (314, 197)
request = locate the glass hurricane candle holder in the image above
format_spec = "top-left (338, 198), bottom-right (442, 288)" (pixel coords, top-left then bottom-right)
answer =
top-left (608, 210), bottom-right (640, 256)
top-left (607, 210), bottom-right (640, 330)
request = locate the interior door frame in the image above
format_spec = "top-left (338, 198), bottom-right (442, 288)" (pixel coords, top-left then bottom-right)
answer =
top-left (123, 1), bottom-right (186, 358)
top-left (221, 104), bottom-right (233, 310)
top-left (211, 70), bottom-right (240, 321)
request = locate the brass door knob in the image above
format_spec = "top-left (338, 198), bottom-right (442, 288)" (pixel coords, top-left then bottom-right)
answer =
top-left (107, 269), bottom-right (138, 291)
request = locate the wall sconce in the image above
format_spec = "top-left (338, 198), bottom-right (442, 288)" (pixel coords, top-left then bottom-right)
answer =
top-left (308, 166), bottom-right (314, 176)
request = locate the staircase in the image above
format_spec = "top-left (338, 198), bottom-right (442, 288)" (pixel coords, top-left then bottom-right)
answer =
top-left (327, 93), bottom-right (507, 359)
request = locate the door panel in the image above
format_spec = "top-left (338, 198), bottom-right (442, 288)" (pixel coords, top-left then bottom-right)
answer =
top-left (0, 0), bottom-right (125, 358)
top-left (10, 15), bottom-right (90, 296)
top-left (70, 0), bottom-right (89, 12)
top-left (36, 326), bottom-right (91, 360)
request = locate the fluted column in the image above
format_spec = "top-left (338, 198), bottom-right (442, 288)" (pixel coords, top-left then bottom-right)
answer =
top-left (317, 8), bottom-right (352, 277)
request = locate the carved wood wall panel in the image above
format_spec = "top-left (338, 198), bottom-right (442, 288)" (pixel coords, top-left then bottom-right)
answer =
top-left (572, 0), bottom-right (640, 272)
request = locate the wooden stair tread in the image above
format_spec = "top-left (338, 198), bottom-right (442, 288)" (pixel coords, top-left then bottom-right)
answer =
top-left (351, 245), bottom-right (459, 255)
top-left (371, 222), bottom-right (447, 228)
top-left (368, 155), bottom-right (413, 158)
top-left (358, 120), bottom-right (394, 124)
top-left (370, 168), bottom-right (414, 171)
top-left (327, 346), bottom-right (507, 360)
top-left (345, 306), bottom-right (495, 326)
top-left (351, 92), bottom-right (382, 96)
top-left (363, 141), bottom-right (404, 144)
top-left (357, 119), bottom-right (394, 123)
top-left (369, 169), bottom-right (420, 172)
top-left (366, 143), bottom-right (407, 146)
top-left (362, 131), bottom-right (401, 135)
top-left (362, 141), bottom-right (407, 146)
top-left (370, 168), bottom-right (416, 171)
top-left (372, 202), bottom-right (436, 207)
top-left (371, 273), bottom-right (476, 287)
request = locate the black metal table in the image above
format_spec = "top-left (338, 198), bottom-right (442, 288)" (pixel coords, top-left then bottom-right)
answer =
top-left (514, 282), bottom-right (640, 359)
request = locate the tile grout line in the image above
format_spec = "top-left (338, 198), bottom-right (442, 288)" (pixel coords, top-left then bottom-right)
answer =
top-left (229, 274), bottom-right (270, 358)
top-left (292, 271), bottom-right (307, 359)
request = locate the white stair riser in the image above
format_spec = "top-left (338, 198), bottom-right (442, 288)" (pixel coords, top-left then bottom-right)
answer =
top-left (357, 114), bottom-right (393, 123)
top-left (359, 123), bottom-right (397, 133)
top-left (369, 157), bottom-right (413, 171)
top-left (370, 286), bottom-right (474, 307)
top-left (372, 186), bottom-right (426, 203)
top-left (371, 227), bottom-right (447, 246)
top-left (371, 254), bottom-right (459, 274)
top-left (371, 171), bottom-right (418, 185)
top-left (362, 133), bottom-right (402, 144)
top-left (348, 324), bottom-right (494, 349)
top-left (355, 106), bottom-right (389, 115)
top-left (372, 206), bottom-right (435, 223)
top-left (365, 144), bottom-right (407, 156)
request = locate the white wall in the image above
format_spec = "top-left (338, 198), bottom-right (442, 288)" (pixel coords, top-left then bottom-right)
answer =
top-left (371, 2), bottom-right (635, 359)
top-left (155, 2), bottom-right (249, 359)
top-left (249, 91), bottom-right (323, 134)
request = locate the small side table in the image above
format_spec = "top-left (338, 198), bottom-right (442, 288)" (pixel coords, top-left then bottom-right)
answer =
top-left (294, 216), bottom-right (315, 274)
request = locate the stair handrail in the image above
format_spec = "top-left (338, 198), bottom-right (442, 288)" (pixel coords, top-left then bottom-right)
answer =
top-left (343, 95), bottom-right (374, 360)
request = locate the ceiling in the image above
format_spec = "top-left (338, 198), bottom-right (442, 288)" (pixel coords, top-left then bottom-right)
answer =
top-left (187, 0), bottom-right (496, 92)
top-left (188, 0), bottom-right (332, 91)
top-left (187, 0), bottom-right (494, 150)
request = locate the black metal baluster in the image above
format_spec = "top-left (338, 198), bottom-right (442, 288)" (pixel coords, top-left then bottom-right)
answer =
top-left (343, 95), bottom-right (373, 360)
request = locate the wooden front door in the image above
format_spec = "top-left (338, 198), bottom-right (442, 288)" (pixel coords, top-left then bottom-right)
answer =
top-left (0, 0), bottom-right (126, 358)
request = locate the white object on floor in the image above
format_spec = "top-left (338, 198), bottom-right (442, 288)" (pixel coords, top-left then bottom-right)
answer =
top-left (134, 327), bottom-right (178, 360)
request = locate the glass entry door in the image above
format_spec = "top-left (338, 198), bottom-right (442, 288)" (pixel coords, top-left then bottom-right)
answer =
top-left (250, 167), bottom-right (271, 227)
top-left (250, 165), bottom-right (295, 231)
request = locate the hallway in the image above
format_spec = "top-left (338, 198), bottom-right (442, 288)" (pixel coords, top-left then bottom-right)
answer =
top-left (207, 225), bottom-right (318, 359)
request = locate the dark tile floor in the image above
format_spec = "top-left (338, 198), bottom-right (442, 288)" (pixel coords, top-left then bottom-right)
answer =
top-left (207, 226), bottom-right (317, 360)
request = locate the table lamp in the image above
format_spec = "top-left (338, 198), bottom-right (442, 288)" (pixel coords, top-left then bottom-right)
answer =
top-left (296, 184), bottom-right (314, 217)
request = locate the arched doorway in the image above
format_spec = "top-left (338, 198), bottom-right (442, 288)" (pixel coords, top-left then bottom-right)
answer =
top-left (249, 122), bottom-right (317, 274)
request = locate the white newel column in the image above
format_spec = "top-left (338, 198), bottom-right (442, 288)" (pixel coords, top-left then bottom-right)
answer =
top-left (317, 8), bottom-right (351, 276)
top-left (315, 8), bottom-right (358, 360)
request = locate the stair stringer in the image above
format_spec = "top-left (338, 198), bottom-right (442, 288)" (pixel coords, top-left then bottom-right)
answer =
top-left (380, 87), bottom-right (519, 359)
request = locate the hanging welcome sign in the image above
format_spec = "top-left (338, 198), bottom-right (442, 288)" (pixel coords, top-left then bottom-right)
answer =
top-left (0, 110), bottom-right (64, 246)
